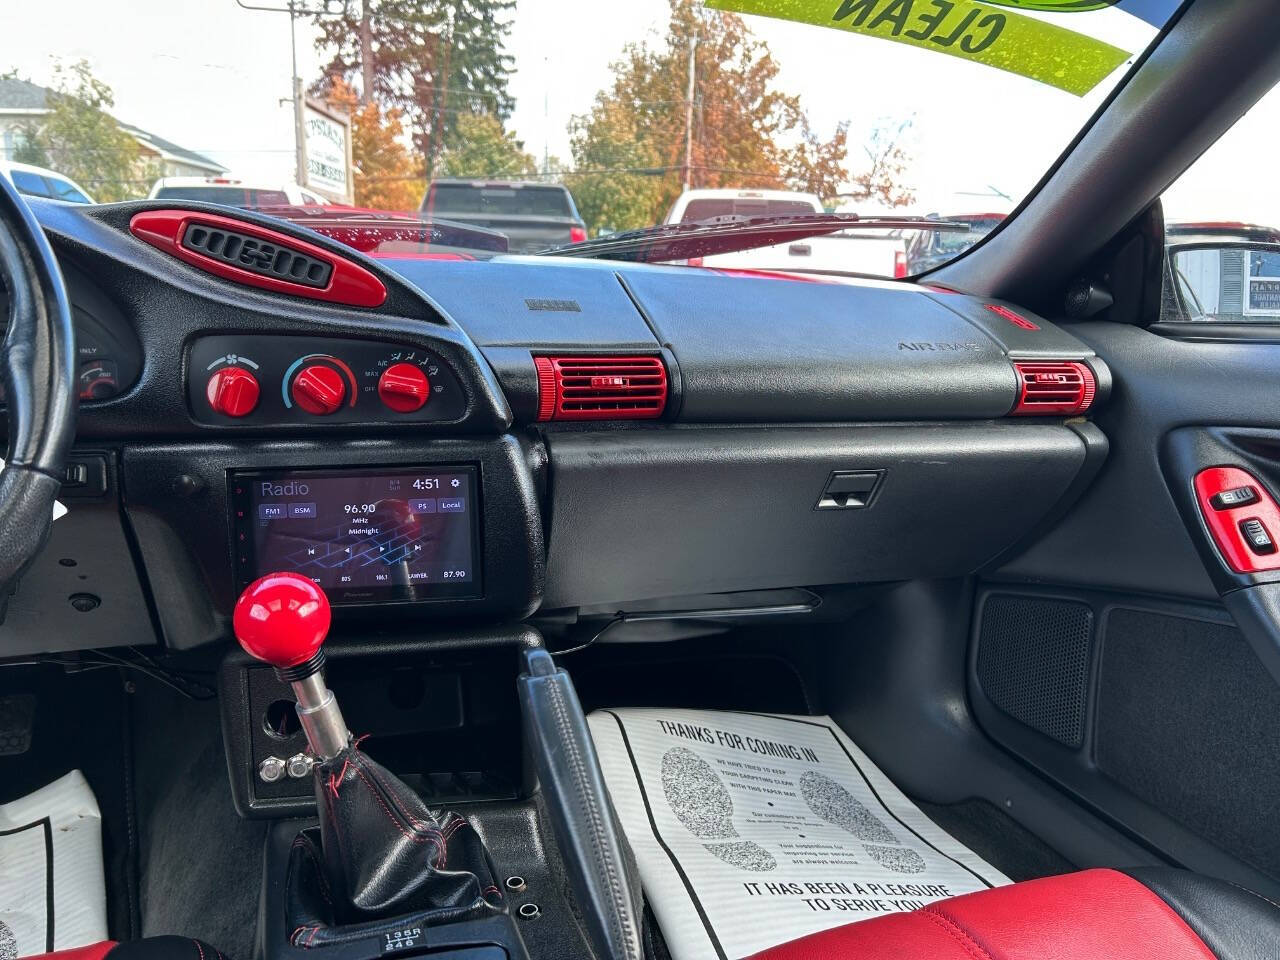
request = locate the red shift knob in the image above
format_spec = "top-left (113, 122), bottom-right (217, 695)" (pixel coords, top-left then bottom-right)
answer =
top-left (233, 572), bottom-right (331, 668)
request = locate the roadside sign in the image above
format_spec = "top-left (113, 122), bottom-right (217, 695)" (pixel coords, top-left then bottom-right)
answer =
top-left (302, 99), bottom-right (353, 203)
top-left (707, 0), bottom-right (1132, 96)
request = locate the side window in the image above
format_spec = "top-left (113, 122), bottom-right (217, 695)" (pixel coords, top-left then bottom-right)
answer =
top-left (48, 177), bottom-right (89, 203)
top-left (1161, 82), bottom-right (1280, 323)
top-left (10, 169), bottom-right (52, 198)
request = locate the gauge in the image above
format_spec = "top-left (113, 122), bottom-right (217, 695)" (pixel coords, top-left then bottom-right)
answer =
top-left (79, 359), bottom-right (120, 401)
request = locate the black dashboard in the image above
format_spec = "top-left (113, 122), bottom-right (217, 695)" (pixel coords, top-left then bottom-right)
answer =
top-left (0, 198), bottom-right (1111, 656)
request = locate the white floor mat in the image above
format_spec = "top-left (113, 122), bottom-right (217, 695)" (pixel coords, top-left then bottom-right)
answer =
top-left (588, 709), bottom-right (1010, 960)
top-left (0, 770), bottom-right (107, 958)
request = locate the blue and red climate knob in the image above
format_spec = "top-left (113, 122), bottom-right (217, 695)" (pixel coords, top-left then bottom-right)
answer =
top-left (290, 364), bottom-right (347, 416)
top-left (233, 572), bottom-right (331, 675)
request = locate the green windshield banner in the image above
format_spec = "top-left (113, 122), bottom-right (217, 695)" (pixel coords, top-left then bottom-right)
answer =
top-left (705, 0), bottom-right (1132, 96)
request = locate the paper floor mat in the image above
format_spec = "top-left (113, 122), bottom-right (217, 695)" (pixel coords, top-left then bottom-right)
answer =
top-left (0, 770), bottom-right (107, 958)
top-left (588, 709), bottom-right (1009, 960)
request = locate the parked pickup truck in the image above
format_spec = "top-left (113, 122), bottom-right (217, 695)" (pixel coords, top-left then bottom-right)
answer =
top-left (421, 179), bottom-right (587, 254)
top-left (664, 188), bottom-right (906, 277)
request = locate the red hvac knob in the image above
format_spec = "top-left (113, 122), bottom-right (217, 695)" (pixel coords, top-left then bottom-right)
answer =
top-left (233, 572), bottom-right (331, 669)
top-left (378, 362), bottom-right (431, 413)
top-left (291, 364), bottom-right (346, 415)
top-left (206, 366), bottom-right (259, 418)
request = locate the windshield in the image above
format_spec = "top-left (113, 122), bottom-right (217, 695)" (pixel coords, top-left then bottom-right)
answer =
top-left (1, 0), bottom-right (1181, 275)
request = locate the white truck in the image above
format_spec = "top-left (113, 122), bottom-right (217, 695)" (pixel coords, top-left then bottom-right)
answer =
top-left (148, 177), bottom-right (330, 207)
top-left (663, 188), bottom-right (906, 278)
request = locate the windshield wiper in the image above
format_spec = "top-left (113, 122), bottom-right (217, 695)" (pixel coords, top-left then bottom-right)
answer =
top-left (540, 213), bottom-right (971, 263)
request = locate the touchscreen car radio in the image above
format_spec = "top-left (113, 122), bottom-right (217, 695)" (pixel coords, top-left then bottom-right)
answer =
top-left (230, 466), bottom-right (481, 604)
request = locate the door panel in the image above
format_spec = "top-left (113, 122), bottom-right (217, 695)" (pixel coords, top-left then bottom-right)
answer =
top-left (978, 321), bottom-right (1280, 898)
top-left (996, 321), bottom-right (1280, 601)
top-left (969, 585), bottom-right (1280, 898)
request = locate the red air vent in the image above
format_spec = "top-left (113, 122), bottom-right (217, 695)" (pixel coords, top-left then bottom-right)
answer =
top-left (129, 210), bottom-right (387, 308)
top-left (533, 356), bottom-right (667, 421)
top-left (1011, 361), bottom-right (1096, 416)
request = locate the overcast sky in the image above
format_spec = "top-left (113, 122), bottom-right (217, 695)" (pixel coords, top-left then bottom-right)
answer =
top-left (1, 0), bottom-right (1274, 221)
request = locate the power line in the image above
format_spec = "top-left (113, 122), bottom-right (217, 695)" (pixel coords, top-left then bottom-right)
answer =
top-left (360, 162), bottom-right (789, 182)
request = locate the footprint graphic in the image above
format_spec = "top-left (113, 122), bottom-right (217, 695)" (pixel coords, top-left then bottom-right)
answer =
top-left (662, 746), bottom-right (777, 872)
top-left (799, 770), bottom-right (926, 874)
top-left (0, 920), bottom-right (16, 960)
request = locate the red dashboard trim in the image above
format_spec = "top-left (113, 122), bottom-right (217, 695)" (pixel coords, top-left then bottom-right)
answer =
top-left (986, 303), bottom-right (1040, 330)
top-left (129, 210), bottom-right (387, 308)
top-left (1193, 466), bottom-right (1280, 573)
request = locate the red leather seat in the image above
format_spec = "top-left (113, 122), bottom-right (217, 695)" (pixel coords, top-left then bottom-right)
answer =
top-left (36, 938), bottom-right (227, 960)
top-left (749, 868), bottom-right (1280, 960)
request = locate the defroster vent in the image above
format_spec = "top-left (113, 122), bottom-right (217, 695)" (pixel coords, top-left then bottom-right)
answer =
top-left (1011, 361), bottom-right (1096, 416)
top-left (181, 224), bottom-right (333, 289)
top-left (534, 356), bottom-right (667, 421)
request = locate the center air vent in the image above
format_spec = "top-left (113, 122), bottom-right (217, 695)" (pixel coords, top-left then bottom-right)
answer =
top-left (534, 356), bottom-right (667, 421)
top-left (128, 210), bottom-right (387, 307)
top-left (182, 224), bottom-right (332, 289)
top-left (1011, 361), bottom-right (1096, 416)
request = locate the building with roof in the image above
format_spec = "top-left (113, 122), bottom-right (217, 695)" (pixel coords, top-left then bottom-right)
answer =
top-left (0, 76), bottom-right (226, 181)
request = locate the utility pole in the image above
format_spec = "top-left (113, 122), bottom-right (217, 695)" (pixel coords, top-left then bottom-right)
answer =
top-left (289, 1), bottom-right (306, 185)
top-left (235, 0), bottom-right (345, 184)
top-left (543, 56), bottom-right (550, 181)
top-left (426, 9), bottom-right (453, 182)
top-left (359, 0), bottom-right (374, 104)
top-left (682, 25), bottom-right (698, 192)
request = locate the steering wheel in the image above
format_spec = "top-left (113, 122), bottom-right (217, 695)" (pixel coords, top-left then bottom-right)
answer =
top-left (0, 175), bottom-right (77, 604)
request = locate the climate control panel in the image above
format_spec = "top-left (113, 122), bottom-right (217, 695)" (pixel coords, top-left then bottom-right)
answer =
top-left (187, 335), bottom-right (467, 426)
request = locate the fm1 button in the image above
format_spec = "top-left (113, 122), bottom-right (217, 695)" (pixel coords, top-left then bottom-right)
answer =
top-left (1240, 517), bottom-right (1276, 555)
top-left (1212, 486), bottom-right (1259, 510)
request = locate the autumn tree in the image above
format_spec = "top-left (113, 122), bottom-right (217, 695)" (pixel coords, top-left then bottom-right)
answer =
top-left (25, 61), bottom-right (149, 201)
top-left (845, 118), bottom-right (917, 209)
top-left (565, 100), bottom-right (666, 234)
top-left (568, 0), bottom-right (851, 232)
top-left (313, 0), bottom-right (516, 177)
top-left (322, 76), bottom-right (422, 211)
top-left (437, 112), bottom-right (536, 178)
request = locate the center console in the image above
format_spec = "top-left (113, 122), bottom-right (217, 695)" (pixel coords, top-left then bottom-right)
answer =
top-left (220, 573), bottom-right (642, 960)
top-left (121, 409), bottom-right (641, 959)
top-left (121, 435), bottom-right (543, 650)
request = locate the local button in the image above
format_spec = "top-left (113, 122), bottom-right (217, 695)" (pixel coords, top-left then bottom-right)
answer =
top-left (438, 497), bottom-right (466, 513)
top-left (1211, 486), bottom-right (1259, 510)
top-left (1240, 517), bottom-right (1276, 555)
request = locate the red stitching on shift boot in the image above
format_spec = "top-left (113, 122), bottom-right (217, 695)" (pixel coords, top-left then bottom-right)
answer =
top-left (352, 764), bottom-right (443, 844)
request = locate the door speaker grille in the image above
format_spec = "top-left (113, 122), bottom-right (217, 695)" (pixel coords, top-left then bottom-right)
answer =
top-left (976, 595), bottom-right (1094, 748)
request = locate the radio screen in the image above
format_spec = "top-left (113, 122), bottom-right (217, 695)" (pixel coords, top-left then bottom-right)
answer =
top-left (231, 466), bottom-right (481, 605)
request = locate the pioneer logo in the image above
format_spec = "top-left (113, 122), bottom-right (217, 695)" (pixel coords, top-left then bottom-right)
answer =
top-left (897, 341), bottom-right (982, 352)
top-left (260, 480), bottom-right (311, 497)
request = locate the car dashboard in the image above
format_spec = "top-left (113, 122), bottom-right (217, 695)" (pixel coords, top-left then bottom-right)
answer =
top-left (0, 198), bottom-right (1110, 666)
